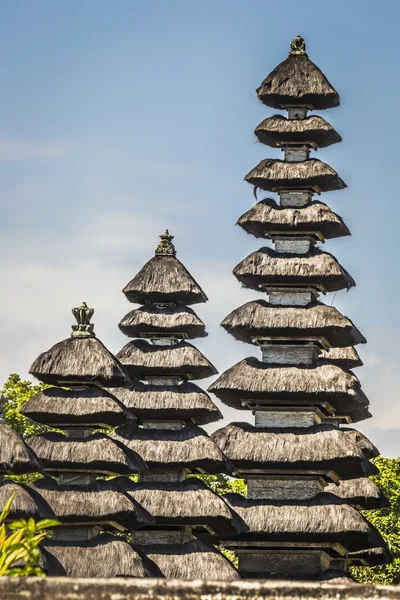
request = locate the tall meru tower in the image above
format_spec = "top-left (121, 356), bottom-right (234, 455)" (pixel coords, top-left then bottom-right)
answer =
top-left (209, 35), bottom-right (391, 581)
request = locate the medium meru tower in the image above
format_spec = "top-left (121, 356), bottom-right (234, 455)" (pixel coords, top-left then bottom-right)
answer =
top-left (209, 36), bottom-right (391, 580)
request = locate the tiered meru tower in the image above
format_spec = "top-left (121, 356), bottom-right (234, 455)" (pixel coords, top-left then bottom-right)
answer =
top-left (111, 230), bottom-right (242, 579)
top-left (23, 303), bottom-right (153, 578)
top-left (209, 36), bottom-right (390, 580)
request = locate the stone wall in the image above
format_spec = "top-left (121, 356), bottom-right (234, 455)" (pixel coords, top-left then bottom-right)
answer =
top-left (1, 578), bottom-right (400, 600)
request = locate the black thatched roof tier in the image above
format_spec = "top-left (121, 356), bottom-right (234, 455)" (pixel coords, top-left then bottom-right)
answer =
top-left (326, 478), bottom-right (389, 510)
top-left (123, 256), bottom-right (207, 305)
top-left (222, 493), bottom-right (386, 553)
top-left (42, 534), bottom-right (149, 577)
top-left (245, 159), bottom-right (346, 193)
top-left (137, 538), bottom-right (240, 580)
top-left (119, 304), bottom-right (207, 339)
top-left (211, 423), bottom-right (376, 479)
top-left (221, 300), bottom-right (365, 348)
top-left (30, 476), bottom-right (153, 530)
top-left (348, 547), bottom-right (392, 567)
top-left (0, 481), bottom-right (56, 521)
top-left (237, 199), bottom-right (350, 240)
top-left (110, 423), bottom-right (234, 474)
top-left (113, 381), bottom-right (222, 425)
top-left (233, 247), bottom-right (354, 293)
top-left (255, 115), bottom-right (342, 148)
top-left (20, 386), bottom-right (137, 428)
top-left (256, 38), bottom-right (340, 110)
top-left (30, 336), bottom-right (128, 387)
top-left (116, 339), bottom-right (217, 380)
top-left (0, 424), bottom-right (42, 475)
top-left (115, 477), bottom-right (243, 536)
top-left (208, 358), bottom-right (369, 420)
top-left (320, 346), bottom-right (363, 369)
top-left (28, 432), bottom-right (147, 475)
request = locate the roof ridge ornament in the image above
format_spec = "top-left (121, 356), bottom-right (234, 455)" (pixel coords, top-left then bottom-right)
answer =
top-left (71, 302), bottom-right (96, 338)
top-left (289, 35), bottom-right (307, 56)
top-left (155, 229), bottom-right (176, 257)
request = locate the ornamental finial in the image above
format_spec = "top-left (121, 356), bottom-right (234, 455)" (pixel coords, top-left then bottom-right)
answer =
top-left (289, 35), bottom-right (307, 56)
top-left (71, 302), bottom-right (95, 338)
top-left (155, 229), bottom-right (176, 257)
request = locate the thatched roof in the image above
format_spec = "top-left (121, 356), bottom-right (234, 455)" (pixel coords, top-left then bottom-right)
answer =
top-left (21, 386), bottom-right (136, 428)
top-left (0, 424), bottom-right (42, 475)
top-left (119, 304), bottom-right (207, 339)
top-left (208, 358), bottom-right (367, 412)
top-left (115, 477), bottom-right (243, 535)
top-left (341, 428), bottom-right (379, 460)
top-left (137, 538), bottom-right (240, 580)
top-left (42, 533), bottom-right (149, 577)
top-left (245, 159), bottom-right (346, 193)
top-left (0, 480), bottom-right (56, 521)
top-left (30, 337), bottom-right (128, 387)
top-left (256, 45), bottom-right (340, 110)
top-left (30, 476), bottom-right (153, 530)
top-left (326, 478), bottom-right (389, 510)
top-left (113, 381), bottom-right (222, 425)
top-left (116, 339), bottom-right (217, 380)
top-left (348, 547), bottom-right (392, 567)
top-left (28, 432), bottom-right (147, 475)
top-left (211, 423), bottom-right (376, 479)
top-left (223, 493), bottom-right (386, 552)
top-left (233, 247), bottom-right (355, 293)
top-left (110, 423), bottom-right (234, 474)
top-left (320, 346), bottom-right (363, 368)
top-left (221, 300), bottom-right (365, 348)
top-left (123, 255), bottom-right (207, 305)
top-left (255, 115), bottom-right (341, 148)
top-left (237, 199), bottom-right (350, 240)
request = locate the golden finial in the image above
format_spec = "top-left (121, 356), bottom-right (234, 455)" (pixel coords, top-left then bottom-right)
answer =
top-left (155, 229), bottom-right (176, 257)
top-left (289, 35), bottom-right (307, 56)
top-left (71, 302), bottom-right (95, 338)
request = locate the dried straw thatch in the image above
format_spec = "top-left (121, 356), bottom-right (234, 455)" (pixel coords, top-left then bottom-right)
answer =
top-left (137, 538), bottom-right (240, 580)
top-left (211, 423), bottom-right (376, 479)
top-left (28, 432), bottom-right (147, 475)
top-left (348, 547), bottom-right (392, 567)
top-left (255, 115), bottom-right (342, 148)
top-left (116, 339), bottom-right (217, 380)
top-left (223, 493), bottom-right (386, 552)
top-left (21, 386), bottom-right (136, 428)
top-left (113, 381), bottom-right (222, 425)
top-left (341, 428), bottom-right (379, 460)
top-left (245, 159), bottom-right (346, 193)
top-left (42, 533), bottom-right (149, 577)
top-left (326, 478), bottom-right (389, 510)
top-left (256, 53), bottom-right (340, 110)
top-left (320, 346), bottom-right (363, 368)
top-left (221, 300), bottom-right (365, 347)
top-left (115, 477), bottom-right (243, 535)
top-left (123, 255), bottom-right (208, 305)
top-left (30, 337), bottom-right (128, 387)
top-left (208, 357), bottom-right (367, 411)
top-left (110, 423), bottom-right (234, 474)
top-left (0, 480), bottom-right (56, 520)
top-left (0, 424), bottom-right (42, 475)
top-left (119, 304), bottom-right (207, 339)
top-left (233, 247), bottom-right (355, 293)
top-left (30, 476), bottom-right (153, 530)
top-left (237, 199), bottom-right (350, 240)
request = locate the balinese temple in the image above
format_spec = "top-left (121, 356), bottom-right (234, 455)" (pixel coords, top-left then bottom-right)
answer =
top-left (22, 302), bottom-right (154, 578)
top-left (110, 230), bottom-right (242, 579)
top-left (208, 36), bottom-right (390, 580)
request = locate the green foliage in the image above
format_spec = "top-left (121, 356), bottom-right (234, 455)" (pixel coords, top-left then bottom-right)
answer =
top-left (2, 374), bottom-right (49, 438)
top-left (351, 457), bottom-right (400, 584)
top-left (193, 473), bottom-right (247, 497)
top-left (0, 494), bottom-right (59, 576)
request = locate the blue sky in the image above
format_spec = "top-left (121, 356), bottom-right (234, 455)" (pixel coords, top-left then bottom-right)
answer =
top-left (1, 0), bottom-right (399, 456)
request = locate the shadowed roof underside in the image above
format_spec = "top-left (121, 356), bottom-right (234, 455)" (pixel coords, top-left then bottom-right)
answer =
top-left (234, 247), bottom-right (355, 293)
top-left (255, 115), bottom-right (341, 148)
top-left (123, 255), bottom-right (208, 305)
top-left (237, 199), bottom-right (350, 240)
top-left (221, 300), bottom-right (365, 347)
top-left (113, 381), bottom-right (222, 425)
top-left (119, 304), bottom-right (207, 339)
top-left (256, 53), bottom-right (340, 110)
